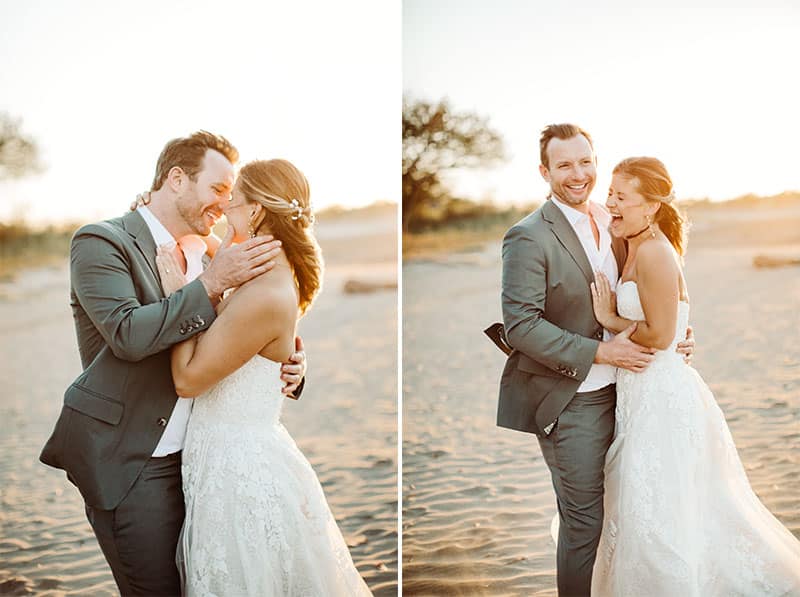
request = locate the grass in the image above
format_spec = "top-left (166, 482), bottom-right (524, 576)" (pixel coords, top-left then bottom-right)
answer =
top-left (0, 222), bottom-right (77, 280)
top-left (403, 220), bottom-right (518, 260)
top-left (404, 191), bottom-right (800, 259)
top-left (403, 199), bottom-right (537, 260)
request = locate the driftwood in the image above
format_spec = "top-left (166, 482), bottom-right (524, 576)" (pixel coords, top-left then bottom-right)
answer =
top-left (343, 279), bottom-right (397, 294)
top-left (752, 255), bottom-right (800, 268)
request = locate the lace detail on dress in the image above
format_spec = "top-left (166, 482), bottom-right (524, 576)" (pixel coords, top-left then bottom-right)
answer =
top-left (178, 355), bottom-right (372, 596)
top-left (592, 282), bottom-right (800, 596)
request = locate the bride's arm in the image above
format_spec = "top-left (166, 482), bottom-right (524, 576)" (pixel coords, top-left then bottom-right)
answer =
top-left (629, 242), bottom-right (681, 350)
top-left (171, 280), bottom-right (296, 397)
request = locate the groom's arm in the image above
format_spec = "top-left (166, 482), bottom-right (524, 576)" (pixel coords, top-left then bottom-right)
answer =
top-left (501, 225), bottom-right (598, 381)
top-left (71, 224), bottom-right (216, 363)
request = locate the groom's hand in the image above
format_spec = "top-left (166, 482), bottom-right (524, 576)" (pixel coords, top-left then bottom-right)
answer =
top-left (595, 323), bottom-right (657, 372)
top-left (198, 227), bottom-right (283, 302)
top-left (281, 336), bottom-right (306, 399)
top-left (676, 325), bottom-right (695, 365)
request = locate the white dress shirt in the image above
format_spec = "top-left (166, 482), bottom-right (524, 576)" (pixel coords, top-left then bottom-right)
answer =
top-left (551, 196), bottom-right (619, 392)
top-left (138, 206), bottom-right (207, 456)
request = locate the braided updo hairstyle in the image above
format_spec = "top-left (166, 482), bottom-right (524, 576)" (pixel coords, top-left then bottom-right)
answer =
top-left (237, 159), bottom-right (323, 314)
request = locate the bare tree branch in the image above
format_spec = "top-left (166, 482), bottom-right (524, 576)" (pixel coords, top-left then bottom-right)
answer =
top-left (0, 113), bottom-right (42, 181)
top-left (403, 98), bottom-right (506, 232)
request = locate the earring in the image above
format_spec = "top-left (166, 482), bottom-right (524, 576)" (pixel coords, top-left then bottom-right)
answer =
top-left (647, 215), bottom-right (656, 238)
top-left (248, 221), bottom-right (256, 238)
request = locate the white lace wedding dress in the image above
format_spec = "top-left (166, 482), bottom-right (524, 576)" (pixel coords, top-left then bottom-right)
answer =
top-left (177, 354), bottom-right (372, 596)
top-left (591, 281), bottom-right (800, 596)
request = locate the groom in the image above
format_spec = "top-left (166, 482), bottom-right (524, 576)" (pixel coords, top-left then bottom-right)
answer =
top-left (497, 124), bottom-right (694, 596)
top-left (40, 131), bottom-right (306, 595)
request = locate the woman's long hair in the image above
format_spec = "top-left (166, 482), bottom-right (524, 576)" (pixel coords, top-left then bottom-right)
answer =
top-left (237, 159), bottom-right (323, 314)
top-left (613, 156), bottom-right (687, 256)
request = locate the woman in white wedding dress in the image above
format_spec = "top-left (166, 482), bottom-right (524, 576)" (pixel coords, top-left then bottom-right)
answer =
top-left (158, 159), bottom-right (371, 596)
top-left (588, 157), bottom-right (800, 596)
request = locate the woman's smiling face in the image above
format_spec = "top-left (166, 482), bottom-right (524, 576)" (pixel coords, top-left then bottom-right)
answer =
top-left (606, 174), bottom-right (659, 238)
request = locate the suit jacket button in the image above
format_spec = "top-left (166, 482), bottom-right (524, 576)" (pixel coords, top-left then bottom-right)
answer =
top-left (157, 417), bottom-right (167, 427)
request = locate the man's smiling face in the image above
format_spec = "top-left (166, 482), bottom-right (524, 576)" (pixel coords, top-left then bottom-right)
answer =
top-left (174, 149), bottom-right (235, 236)
top-left (539, 134), bottom-right (597, 206)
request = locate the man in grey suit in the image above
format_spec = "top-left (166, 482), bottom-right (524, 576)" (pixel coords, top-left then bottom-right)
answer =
top-left (498, 124), bottom-right (693, 596)
top-left (40, 131), bottom-right (306, 595)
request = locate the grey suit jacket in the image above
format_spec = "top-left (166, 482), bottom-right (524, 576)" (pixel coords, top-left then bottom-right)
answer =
top-left (497, 199), bottom-right (626, 436)
top-left (40, 210), bottom-right (218, 509)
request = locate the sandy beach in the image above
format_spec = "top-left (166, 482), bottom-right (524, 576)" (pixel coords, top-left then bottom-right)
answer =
top-left (402, 202), bottom-right (800, 595)
top-left (0, 206), bottom-right (398, 596)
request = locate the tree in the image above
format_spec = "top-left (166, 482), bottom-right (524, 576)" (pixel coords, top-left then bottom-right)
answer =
top-left (402, 97), bottom-right (506, 232)
top-left (0, 112), bottom-right (42, 181)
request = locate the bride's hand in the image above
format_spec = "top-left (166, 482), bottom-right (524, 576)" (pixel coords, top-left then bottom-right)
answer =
top-left (129, 191), bottom-right (151, 211)
top-left (281, 336), bottom-right (307, 399)
top-left (590, 271), bottom-right (617, 327)
top-left (155, 245), bottom-right (188, 295)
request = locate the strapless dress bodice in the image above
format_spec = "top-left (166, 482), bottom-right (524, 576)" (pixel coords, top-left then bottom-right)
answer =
top-left (616, 280), bottom-right (689, 354)
top-left (191, 354), bottom-right (285, 427)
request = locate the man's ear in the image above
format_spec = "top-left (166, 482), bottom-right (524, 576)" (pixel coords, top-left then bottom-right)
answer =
top-left (539, 163), bottom-right (550, 183)
top-left (167, 166), bottom-right (185, 193)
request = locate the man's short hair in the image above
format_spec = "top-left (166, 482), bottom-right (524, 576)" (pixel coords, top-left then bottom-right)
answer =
top-left (151, 131), bottom-right (238, 191)
top-left (539, 123), bottom-right (594, 168)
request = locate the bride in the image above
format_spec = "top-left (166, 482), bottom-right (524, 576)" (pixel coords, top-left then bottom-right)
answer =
top-left (588, 157), bottom-right (800, 595)
top-left (157, 159), bottom-right (371, 596)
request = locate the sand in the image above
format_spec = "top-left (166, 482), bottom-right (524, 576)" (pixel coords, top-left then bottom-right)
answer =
top-left (0, 206), bottom-right (398, 596)
top-left (402, 204), bottom-right (800, 595)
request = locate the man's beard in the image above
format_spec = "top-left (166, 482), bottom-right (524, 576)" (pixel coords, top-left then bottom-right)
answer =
top-left (176, 199), bottom-right (210, 236)
top-left (551, 187), bottom-right (590, 206)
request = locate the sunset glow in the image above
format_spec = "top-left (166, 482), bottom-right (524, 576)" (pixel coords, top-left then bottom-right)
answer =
top-left (404, 0), bottom-right (800, 207)
top-left (0, 0), bottom-right (399, 224)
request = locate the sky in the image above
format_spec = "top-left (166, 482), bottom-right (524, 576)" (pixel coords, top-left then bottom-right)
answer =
top-left (0, 0), bottom-right (400, 224)
top-left (403, 0), bottom-right (800, 206)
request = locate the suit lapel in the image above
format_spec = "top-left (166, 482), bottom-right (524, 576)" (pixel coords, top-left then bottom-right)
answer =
top-left (122, 210), bottom-right (161, 287)
top-left (542, 199), bottom-right (594, 286)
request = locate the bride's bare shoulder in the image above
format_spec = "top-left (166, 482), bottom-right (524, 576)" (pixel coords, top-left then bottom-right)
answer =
top-left (232, 270), bottom-right (298, 322)
top-left (636, 238), bottom-right (680, 277)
